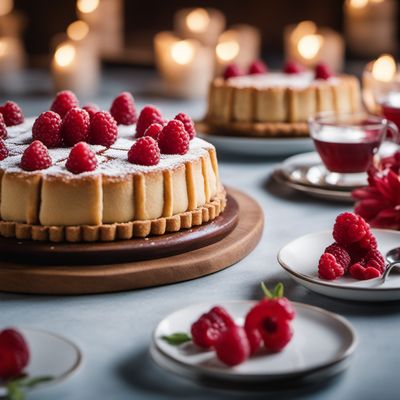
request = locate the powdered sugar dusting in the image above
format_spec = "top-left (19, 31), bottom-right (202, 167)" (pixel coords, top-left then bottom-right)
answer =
top-left (0, 117), bottom-right (215, 177)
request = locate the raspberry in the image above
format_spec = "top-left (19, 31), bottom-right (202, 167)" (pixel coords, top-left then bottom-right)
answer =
top-left (158, 120), bottom-right (189, 155)
top-left (20, 140), bottom-right (52, 171)
top-left (214, 326), bottom-right (250, 366)
top-left (0, 139), bottom-right (9, 160)
top-left (62, 108), bottom-right (90, 146)
top-left (83, 103), bottom-right (100, 120)
top-left (174, 112), bottom-right (196, 140)
top-left (223, 63), bottom-right (242, 80)
top-left (128, 137), bottom-right (160, 166)
top-left (364, 248), bottom-right (385, 274)
top-left (144, 123), bottom-right (163, 140)
top-left (191, 306), bottom-right (235, 349)
top-left (324, 243), bottom-right (351, 271)
top-left (89, 111), bottom-right (118, 147)
top-left (284, 61), bottom-right (303, 74)
top-left (136, 105), bottom-right (164, 138)
top-left (0, 114), bottom-right (7, 139)
top-left (0, 101), bottom-right (24, 126)
top-left (0, 328), bottom-right (30, 380)
top-left (315, 62), bottom-right (333, 80)
top-left (66, 142), bottom-right (97, 174)
top-left (357, 229), bottom-right (378, 250)
top-left (349, 263), bottom-right (381, 280)
top-left (244, 297), bottom-right (295, 352)
top-left (245, 327), bottom-right (262, 355)
top-left (110, 92), bottom-right (137, 125)
top-left (333, 212), bottom-right (369, 245)
top-left (50, 90), bottom-right (79, 118)
top-left (318, 253), bottom-right (345, 280)
top-left (248, 60), bottom-right (268, 75)
top-left (32, 111), bottom-right (62, 148)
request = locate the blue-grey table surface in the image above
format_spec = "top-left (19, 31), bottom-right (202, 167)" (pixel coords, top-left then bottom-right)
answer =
top-left (0, 69), bottom-right (399, 400)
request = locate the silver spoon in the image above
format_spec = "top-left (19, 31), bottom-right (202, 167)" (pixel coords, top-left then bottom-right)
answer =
top-left (382, 248), bottom-right (400, 283)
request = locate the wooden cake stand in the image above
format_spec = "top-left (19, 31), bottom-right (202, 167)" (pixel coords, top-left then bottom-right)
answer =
top-left (0, 188), bottom-right (263, 295)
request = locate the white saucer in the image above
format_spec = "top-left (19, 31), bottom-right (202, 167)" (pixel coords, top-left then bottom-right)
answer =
top-left (198, 133), bottom-right (314, 157)
top-left (0, 328), bottom-right (82, 395)
top-left (152, 300), bottom-right (356, 386)
top-left (278, 229), bottom-right (400, 302)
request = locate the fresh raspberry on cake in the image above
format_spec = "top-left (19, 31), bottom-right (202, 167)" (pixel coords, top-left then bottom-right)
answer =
top-left (136, 105), bottom-right (164, 138)
top-left (83, 103), bottom-right (100, 120)
top-left (0, 328), bottom-right (30, 380)
top-left (110, 92), bottom-right (137, 125)
top-left (62, 107), bottom-right (90, 146)
top-left (318, 253), bottom-right (345, 280)
top-left (144, 123), bottom-right (163, 140)
top-left (248, 59), bottom-right (268, 75)
top-left (20, 140), bottom-right (52, 171)
top-left (174, 112), bottom-right (196, 140)
top-left (284, 60), bottom-right (303, 74)
top-left (214, 326), bottom-right (250, 366)
top-left (66, 142), bottom-right (97, 174)
top-left (0, 139), bottom-right (9, 160)
top-left (128, 136), bottom-right (160, 166)
top-left (89, 111), bottom-right (118, 147)
top-left (315, 62), bottom-right (333, 80)
top-left (223, 63), bottom-right (242, 80)
top-left (50, 90), bottom-right (79, 118)
top-left (158, 120), bottom-right (189, 155)
top-left (324, 243), bottom-right (351, 271)
top-left (0, 101), bottom-right (24, 126)
top-left (32, 111), bottom-right (62, 148)
top-left (333, 212), bottom-right (369, 245)
top-left (0, 114), bottom-right (7, 139)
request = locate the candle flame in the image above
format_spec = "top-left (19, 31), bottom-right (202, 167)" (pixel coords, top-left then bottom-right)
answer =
top-left (216, 36), bottom-right (240, 62)
top-left (291, 20), bottom-right (317, 44)
top-left (186, 8), bottom-right (210, 33)
top-left (372, 54), bottom-right (397, 82)
top-left (77, 0), bottom-right (99, 14)
top-left (0, 0), bottom-right (13, 16)
top-left (297, 34), bottom-right (323, 60)
top-left (67, 21), bottom-right (89, 41)
top-left (54, 43), bottom-right (76, 67)
top-left (0, 40), bottom-right (8, 57)
top-left (170, 40), bottom-right (195, 65)
top-left (348, 0), bottom-right (369, 8)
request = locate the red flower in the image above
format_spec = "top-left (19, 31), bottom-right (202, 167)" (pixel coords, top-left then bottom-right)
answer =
top-left (353, 152), bottom-right (400, 230)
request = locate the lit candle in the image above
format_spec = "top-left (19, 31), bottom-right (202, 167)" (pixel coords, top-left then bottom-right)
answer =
top-left (344, 0), bottom-right (397, 57)
top-left (284, 21), bottom-right (344, 72)
top-left (51, 40), bottom-right (100, 96)
top-left (77, 0), bottom-right (123, 57)
top-left (362, 54), bottom-right (399, 114)
top-left (0, 36), bottom-right (24, 89)
top-left (215, 24), bottom-right (261, 73)
top-left (174, 7), bottom-right (225, 47)
top-left (0, 0), bottom-right (13, 17)
top-left (154, 32), bottom-right (214, 98)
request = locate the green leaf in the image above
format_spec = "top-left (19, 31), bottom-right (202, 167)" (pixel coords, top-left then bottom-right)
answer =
top-left (6, 382), bottom-right (24, 400)
top-left (161, 332), bottom-right (191, 345)
top-left (273, 283), bottom-right (284, 298)
top-left (261, 282), bottom-right (273, 299)
top-left (5, 376), bottom-right (53, 400)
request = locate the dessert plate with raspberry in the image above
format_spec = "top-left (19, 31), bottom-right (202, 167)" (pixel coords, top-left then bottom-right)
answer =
top-left (0, 327), bottom-right (81, 398)
top-left (151, 298), bottom-right (356, 387)
top-left (278, 214), bottom-right (400, 301)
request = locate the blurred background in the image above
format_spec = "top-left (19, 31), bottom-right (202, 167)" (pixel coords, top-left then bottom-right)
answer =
top-left (0, 0), bottom-right (399, 115)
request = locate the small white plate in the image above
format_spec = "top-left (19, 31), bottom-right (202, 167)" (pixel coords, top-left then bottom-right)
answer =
top-left (198, 133), bottom-right (314, 157)
top-left (152, 300), bottom-right (356, 386)
top-left (0, 328), bottom-right (82, 395)
top-left (278, 229), bottom-right (400, 302)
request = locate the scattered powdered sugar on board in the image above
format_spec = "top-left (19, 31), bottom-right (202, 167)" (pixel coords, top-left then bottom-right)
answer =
top-left (0, 117), bottom-right (215, 177)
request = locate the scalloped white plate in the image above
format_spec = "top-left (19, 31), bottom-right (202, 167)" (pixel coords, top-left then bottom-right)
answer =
top-left (278, 229), bottom-right (400, 301)
top-left (151, 300), bottom-right (356, 385)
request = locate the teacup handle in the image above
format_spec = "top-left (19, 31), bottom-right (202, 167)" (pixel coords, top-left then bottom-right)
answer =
top-left (385, 120), bottom-right (399, 144)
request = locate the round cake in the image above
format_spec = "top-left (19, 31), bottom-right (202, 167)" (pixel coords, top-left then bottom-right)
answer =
top-left (0, 118), bottom-right (225, 243)
top-left (204, 70), bottom-right (361, 137)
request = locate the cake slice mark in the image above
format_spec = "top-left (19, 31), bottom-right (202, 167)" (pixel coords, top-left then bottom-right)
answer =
top-left (162, 170), bottom-right (173, 217)
top-left (134, 173), bottom-right (146, 220)
top-left (185, 161), bottom-right (196, 210)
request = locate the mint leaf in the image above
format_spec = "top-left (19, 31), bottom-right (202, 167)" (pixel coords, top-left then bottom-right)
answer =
top-left (6, 382), bottom-right (24, 400)
top-left (5, 376), bottom-right (53, 400)
top-left (261, 282), bottom-right (284, 299)
top-left (161, 333), bottom-right (191, 345)
top-left (261, 282), bottom-right (274, 299)
top-left (273, 283), bottom-right (284, 298)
